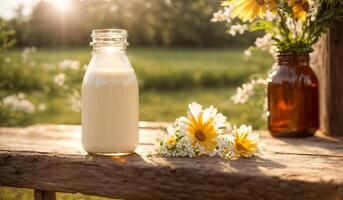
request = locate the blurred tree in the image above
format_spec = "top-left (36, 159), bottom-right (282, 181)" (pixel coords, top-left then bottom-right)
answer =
top-left (0, 18), bottom-right (15, 51)
top-left (8, 0), bottom-right (261, 47)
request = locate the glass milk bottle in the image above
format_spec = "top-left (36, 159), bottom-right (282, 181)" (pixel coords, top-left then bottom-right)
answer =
top-left (82, 29), bottom-right (138, 154)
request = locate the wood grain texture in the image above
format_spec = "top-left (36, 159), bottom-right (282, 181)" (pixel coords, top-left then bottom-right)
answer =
top-left (0, 123), bottom-right (343, 200)
top-left (312, 21), bottom-right (343, 136)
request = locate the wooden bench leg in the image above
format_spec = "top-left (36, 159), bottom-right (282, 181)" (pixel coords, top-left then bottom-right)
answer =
top-left (34, 189), bottom-right (56, 200)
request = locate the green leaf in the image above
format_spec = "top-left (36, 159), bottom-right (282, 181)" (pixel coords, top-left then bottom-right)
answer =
top-left (249, 20), bottom-right (280, 35)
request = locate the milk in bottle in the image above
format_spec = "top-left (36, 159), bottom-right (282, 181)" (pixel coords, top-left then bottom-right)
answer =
top-left (81, 29), bottom-right (138, 154)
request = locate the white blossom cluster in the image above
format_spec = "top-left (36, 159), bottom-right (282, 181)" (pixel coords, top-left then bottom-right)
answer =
top-left (227, 24), bottom-right (248, 36)
top-left (21, 47), bottom-right (37, 67)
top-left (231, 82), bottom-right (254, 104)
top-left (155, 123), bottom-right (259, 158)
top-left (38, 103), bottom-right (47, 111)
top-left (211, 6), bottom-right (233, 23)
top-left (241, 40), bottom-right (276, 125)
top-left (154, 103), bottom-right (260, 158)
top-left (53, 73), bottom-right (82, 112)
top-left (243, 47), bottom-right (253, 57)
top-left (286, 18), bottom-right (305, 39)
top-left (21, 47), bottom-right (37, 62)
top-left (254, 34), bottom-right (274, 52)
top-left (308, 0), bottom-right (320, 21)
top-left (231, 78), bottom-right (268, 104)
top-left (1, 93), bottom-right (36, 113)
top-left (154, 132), bottom-right (196, 157)
top-left (58, 59), bottom-right (81, 71)
top-left (68, 91), bottom-right (81, 112)
top-left (52, 59), bottom-right (85, 112)
top-left (264, 10), bottom-right (279, 21)
top-left (54, 73), bottom-right (66, 87)
top-left (244, 34), bottom-right (278, 59)
top-left (211, 6), bottom-right (249, 36)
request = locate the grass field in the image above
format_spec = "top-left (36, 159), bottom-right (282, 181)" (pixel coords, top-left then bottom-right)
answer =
top-left (1, 47), bottom-right (273, 199)
top-left (4, 48), bottom-right (273, 126)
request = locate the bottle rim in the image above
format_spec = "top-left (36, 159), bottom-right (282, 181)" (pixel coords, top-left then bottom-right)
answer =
top-left (90, 29), bottom-right (128, 47)
top-left (91, 29), bottom-right (128, 38)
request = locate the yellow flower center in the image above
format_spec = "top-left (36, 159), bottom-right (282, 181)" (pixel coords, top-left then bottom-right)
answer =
top-left (256, 0), bottom-right (265, 6)
top-left (195, 130), bottom-right (206, 141)
top-left (167, 138), bottom-right (175, 145)
top-left (236, 143), bottom-right (247, 153)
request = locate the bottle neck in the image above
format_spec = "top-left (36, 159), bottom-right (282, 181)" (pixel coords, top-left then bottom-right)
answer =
top-left (89, 45), bottom-right (131, 70)
top-left (277, 52), bottom-right (310, 67)
top-left (92, 45), bottom-right (126, 54)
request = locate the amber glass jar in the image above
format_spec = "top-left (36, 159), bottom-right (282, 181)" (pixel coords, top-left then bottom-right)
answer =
top-left (267, 52), bottom-right (319, 137)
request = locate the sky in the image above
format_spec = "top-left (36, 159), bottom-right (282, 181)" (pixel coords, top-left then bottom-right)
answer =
top-left (0, 0), bottom-right (38, 19)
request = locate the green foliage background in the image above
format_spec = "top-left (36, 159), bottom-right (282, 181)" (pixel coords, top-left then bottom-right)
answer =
top-left (8, 0), bottom-right (261, 47)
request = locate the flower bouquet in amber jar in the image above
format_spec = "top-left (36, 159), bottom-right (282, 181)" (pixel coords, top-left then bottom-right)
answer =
top-left (212, 0), bottom-right (343, 137)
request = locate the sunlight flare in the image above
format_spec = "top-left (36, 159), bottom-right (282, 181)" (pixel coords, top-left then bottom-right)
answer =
top-left (51, 0), bottom-right (73, 12)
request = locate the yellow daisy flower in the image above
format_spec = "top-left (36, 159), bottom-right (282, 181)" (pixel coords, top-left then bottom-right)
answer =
top-left (178, 103), bottom-right (227, 154)
top-left (232, 125), bottom-right (259, 158)
top-left (289, 0), bottom-right (309, 21)
top-left (165, 135), bottom-right (177, 148)
top-left (227, 0), bottom-right (276, 22)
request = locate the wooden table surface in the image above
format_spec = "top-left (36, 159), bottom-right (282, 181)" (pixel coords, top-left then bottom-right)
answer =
top-left (0, 122), bottom-right (343, 200)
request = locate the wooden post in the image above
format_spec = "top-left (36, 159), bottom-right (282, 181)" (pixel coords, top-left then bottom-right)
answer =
top-left (312, 21), bottom-right (343, 136)
top-left (34, 190), bottom-right (56, 200)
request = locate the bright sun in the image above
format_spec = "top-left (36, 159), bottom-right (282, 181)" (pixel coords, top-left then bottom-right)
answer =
top-left (52, 0), bottom-right (72, 12)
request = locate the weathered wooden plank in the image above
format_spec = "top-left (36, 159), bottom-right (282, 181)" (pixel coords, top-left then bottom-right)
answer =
top-left (312, 21), bottom-right (343, 136)
top-left (34, 190), bottom-right (56, 200)
top-left (1, 124), bottom-right (342, 157)
top-left (0, 123), bottom-right (343, 200)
